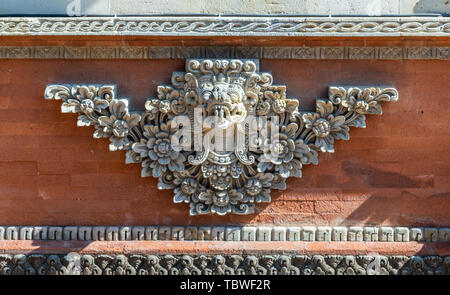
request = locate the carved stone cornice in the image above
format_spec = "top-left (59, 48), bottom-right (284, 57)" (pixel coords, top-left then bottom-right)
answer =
top-left (1, 16), bottom-right (449, 37)
top-left (1, 225), bottom-right (448, 242)
top-left (1, 46), bottom-right (449, 60)
top-left (45, 58), bottom-right (398, 215)
top-left (0, 253), bottom-right (448, 275)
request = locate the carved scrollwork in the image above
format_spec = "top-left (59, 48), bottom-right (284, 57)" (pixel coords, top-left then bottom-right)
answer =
top-left (0, 254), bottom-right (448, 275)
top-left (45, 59), bottom-right (398, 216)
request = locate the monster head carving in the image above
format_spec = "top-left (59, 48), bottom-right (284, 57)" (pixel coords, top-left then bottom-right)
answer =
top-left (173, 59), bottom-right (271, 130)
top-left (200, 73), bottom-right (247, 129)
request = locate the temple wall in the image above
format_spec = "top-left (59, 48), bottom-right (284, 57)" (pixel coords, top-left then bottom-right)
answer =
top-left (0, 37), bottom-right (448, 227)
top-left (0, 6), bottom-right (448, 275)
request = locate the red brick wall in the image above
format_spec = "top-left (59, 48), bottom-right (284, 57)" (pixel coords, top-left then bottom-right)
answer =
top-left (0, 47), bottom-right (449, 226)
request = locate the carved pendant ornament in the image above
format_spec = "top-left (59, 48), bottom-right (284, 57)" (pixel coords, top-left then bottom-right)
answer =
top-left (45, 59), bottom-right (398, 216)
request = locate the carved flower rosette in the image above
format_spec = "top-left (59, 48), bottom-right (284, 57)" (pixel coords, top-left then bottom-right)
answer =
top-left (45, 59), bottom-right (398, 216)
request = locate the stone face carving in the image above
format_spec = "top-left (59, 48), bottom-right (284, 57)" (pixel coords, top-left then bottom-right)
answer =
top-left (0, 254), bottom-right (448, 275)
top-left (45, 59), bottom-right (398, 215)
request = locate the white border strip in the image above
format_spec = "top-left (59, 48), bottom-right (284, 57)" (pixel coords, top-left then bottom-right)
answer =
top-left (0, 16), bottom-right (449, 37)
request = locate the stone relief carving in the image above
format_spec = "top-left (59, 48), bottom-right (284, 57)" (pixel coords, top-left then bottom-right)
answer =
top-left (45, 59), bottom-right (398, 215)
top-left (1, 17), bottom-right (449, 36)
top-left (2, 46), bottom-right (449, 60)
top-left (0, 254), bottom-right (448, 275)
top-left (1, 225), bottom-right (448, 242)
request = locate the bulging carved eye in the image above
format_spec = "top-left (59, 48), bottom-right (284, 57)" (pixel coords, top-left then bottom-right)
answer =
top-left (201, 82), bottom-right (213, 90)
top-left (230, 92), bottom-right (239, 103)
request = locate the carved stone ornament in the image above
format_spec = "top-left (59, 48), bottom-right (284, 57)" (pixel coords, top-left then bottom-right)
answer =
top-left (45, 59), bottom-right (398, 216)
top-left (0, 254), bottom-right (449, 275)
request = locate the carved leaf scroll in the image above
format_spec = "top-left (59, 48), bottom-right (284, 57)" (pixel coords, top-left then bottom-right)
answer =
top-left (45, 59), bottom-right (398, 216)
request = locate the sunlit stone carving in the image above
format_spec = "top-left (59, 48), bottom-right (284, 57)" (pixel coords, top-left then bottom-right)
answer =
top-left (45, 59), bottom-right (398, 215)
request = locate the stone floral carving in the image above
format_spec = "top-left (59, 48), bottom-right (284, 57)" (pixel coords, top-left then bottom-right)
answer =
top-left (45, 59), bottom-right (398, 215)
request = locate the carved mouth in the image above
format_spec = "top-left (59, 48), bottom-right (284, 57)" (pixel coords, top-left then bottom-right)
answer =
top-left (206, 104), bottom-right (234, 129)
top-left (212, 104), bottom-right (232, 119)
top-left (207, 103), bottom-right (246, 128)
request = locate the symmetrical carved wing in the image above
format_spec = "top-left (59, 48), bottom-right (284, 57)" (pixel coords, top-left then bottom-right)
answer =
top-left (45, 59), bottom-right (398, 216)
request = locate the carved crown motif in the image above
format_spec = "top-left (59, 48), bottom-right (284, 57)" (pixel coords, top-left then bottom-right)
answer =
top-left (45, 59), bottom-right (398, 216)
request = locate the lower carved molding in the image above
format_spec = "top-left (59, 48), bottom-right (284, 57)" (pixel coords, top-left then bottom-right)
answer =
top-left (0, 254), bottom-right (448, 275)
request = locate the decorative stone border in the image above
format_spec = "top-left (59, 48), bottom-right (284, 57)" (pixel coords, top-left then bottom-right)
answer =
top-left (0, 46), bottom-right (448, 60)
top-left (0, 253), bottom-right (448, 275)
top-left (0, 17), bottom-right (449, 37)
top-left (1, 225), bottom-right (448, 242)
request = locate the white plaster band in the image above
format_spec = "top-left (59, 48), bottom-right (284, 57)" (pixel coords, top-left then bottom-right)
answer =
top-left (0, 16), bottom-right (449, 37)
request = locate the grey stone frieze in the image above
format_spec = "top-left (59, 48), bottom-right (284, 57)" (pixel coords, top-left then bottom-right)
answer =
top-left (0, 225), bottom-right (448, 242)
top-left (0, 46), bottom-right (449, 60)
top-left (0, 253), bottom-right (448, 275)
top-left (0, 16), bottom-right (449, 37)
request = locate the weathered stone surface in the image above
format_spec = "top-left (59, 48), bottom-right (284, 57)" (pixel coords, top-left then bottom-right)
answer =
top-left (106, 226), bottom-right (119, 241)
top-left (287, 227), bottom-right (301, 241)
top-left (410, 228), bottom-right (424, 242)
top-left (198, 227), bottom-right (211, 240)
top-left (257, 227), bottom-right (272, 241)
top-left (48, 227), bottom-right (62, 241)
top-left (184, 227), bottom-right (198, 241)
top-left (439, 228), bottom-right (450, 242)
top-left (425, 228), bottom-right (439, 242)
top-left (131, 226), bottom-right (145, 240)
top-left (211, 227), bottom-right (225, 241)
top-left (348, 227), bottom-right (363, 241)
top-left (158, 226), bottom-right (171, 241)
top-left (92, 226), bottom-right (106, 241)
top-left (332, 227), bottom-right (348, 241)
top-left (171, 226), bottom-right (184, 241)
top-left (379, 227), bottom-right (395, 242)
top-left (364, 227), bottom-right (379, 241)
top-left (226, 227), bottom-right (241, 241)
top-left (242, 227), bottom-right (257, 241)
top-left (63, 226), bottom-right (77, 241)
top-left (394, 227), bottom-right (410, 242)
top-left (145, 226), bottom-right (158, 241)
top-left (301, 227), bottom-right (316, 241)
top-left (272, 227), bottom-right (287, 241)
top-left (317, 226), bottom-right (332, 241)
